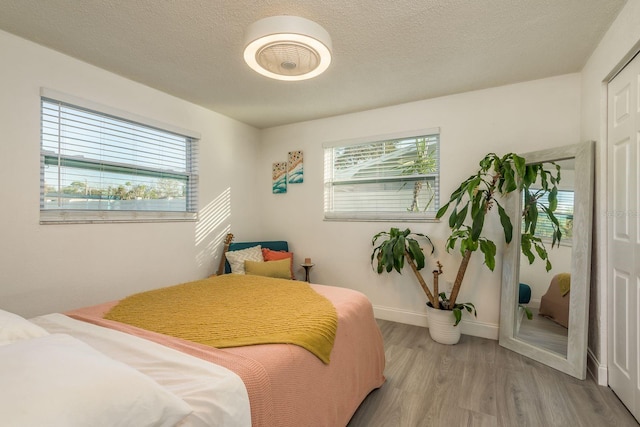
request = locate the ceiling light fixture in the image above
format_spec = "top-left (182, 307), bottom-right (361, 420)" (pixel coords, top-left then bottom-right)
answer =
top-left (243, 15), bottom-right (332, 81)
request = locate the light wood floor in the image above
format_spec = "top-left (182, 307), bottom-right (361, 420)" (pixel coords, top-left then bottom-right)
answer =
top-left (348, 319), bottom-right (638, 427)
top-left (517, 307), bottom-right (568, 357)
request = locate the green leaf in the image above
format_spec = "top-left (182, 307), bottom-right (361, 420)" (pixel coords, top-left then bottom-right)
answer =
top-left (521, 234), bottom-right (535, 264)
top-left (480, 239), bottom-right (497, 271)
top-left (513, 154), bottom-right (526, 179)
top-left (524, 165), bottom-right (537, 187)
top-left (451, 185), bottom-right (465, 201)
top-left (454, 204), bottom-right (468, 229)
top-left (467, 176), bottom-right (481, 198)
top-left (407, 239), bottom-right (425, 270)
top-left (469, 189), bottom-right (480, 217)
top-left (371, 231), bottom-right (388, 246)
top-left (496, 202), bottom-right (513, 243)
top-left (540, 169), bottom-right (549, 189)
top-left (529, 205), bottom-right (538, 235)
top-left (502, 165), bottom-right (517, 193)
top-left (436, 202), bottom-right (450, 219)
top-left (392, 238), bottom-right (405, 273)
top-left (471, 204), bottom-right (486, 241)
top-left (447, 236), bottom-right (457, 252)
top-left (383, 242), bottom-right (395, 272)
top-left (449, 207), bottom-right (458, 228)
top-left (479, 155), bottom-right (493, 170)
top-left (453, 308), bottom-right (462, 326)
top-left (412, 233), bottom-right (435, 254)
top-left (548, 187), bottom-right (558, 211)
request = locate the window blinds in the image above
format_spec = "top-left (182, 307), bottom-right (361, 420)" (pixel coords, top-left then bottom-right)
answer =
top-left (324, 132), bottom-right (440, 221)
top-left (524, 189), bottom-right (574, 243)
top-left (40, 97), bottom-right (199, 223)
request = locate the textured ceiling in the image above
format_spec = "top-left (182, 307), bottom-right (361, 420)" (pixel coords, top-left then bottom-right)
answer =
top-left (0, 0), bottom-right (627, 129)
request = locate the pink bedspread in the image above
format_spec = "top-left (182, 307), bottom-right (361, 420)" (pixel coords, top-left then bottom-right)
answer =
top-left (66, 283), bottom-right (386, 427)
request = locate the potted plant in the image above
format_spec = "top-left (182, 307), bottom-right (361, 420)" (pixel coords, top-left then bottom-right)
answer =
top-left (371, 227), bottom-right (472, 344)
top-left (371, 152), bottom-right (562, 344)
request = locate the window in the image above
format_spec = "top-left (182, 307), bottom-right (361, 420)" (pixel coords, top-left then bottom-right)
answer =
top-left (323, 129), bottom-right (439, 221)
top-left (523, 188), bottom-right (574, 244)
top-left (40, 91), bottom-right (199, 224)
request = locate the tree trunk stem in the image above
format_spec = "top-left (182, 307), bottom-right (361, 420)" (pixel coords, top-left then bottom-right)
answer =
top-left (449, 249), bottom-right (472, 308)
top-left (405, 251), bottom-right (438, 308)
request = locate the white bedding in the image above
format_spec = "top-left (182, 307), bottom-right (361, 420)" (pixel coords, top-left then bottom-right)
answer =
top-left (31, 313), bottom-right (251, 427)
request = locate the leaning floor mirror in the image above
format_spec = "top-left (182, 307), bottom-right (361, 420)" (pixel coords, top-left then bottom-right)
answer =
top-left (499, 141), bottom-right (594, 379)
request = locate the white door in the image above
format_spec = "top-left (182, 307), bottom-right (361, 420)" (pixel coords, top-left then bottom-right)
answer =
top-left (608, 51), bottom-right (640, 422)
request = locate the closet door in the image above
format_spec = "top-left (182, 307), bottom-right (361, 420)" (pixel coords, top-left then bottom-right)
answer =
top-left (608, 51), bottom-right (640, 422)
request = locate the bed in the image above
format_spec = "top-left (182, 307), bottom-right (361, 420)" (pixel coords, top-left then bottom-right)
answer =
top-left (3, 237), bottom-right (385, 427)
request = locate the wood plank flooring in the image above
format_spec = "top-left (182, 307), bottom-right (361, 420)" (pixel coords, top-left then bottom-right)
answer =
top-left (517, 307), bottom-right (568, 357)
top-left (348, 319), bottom-right (637, 427)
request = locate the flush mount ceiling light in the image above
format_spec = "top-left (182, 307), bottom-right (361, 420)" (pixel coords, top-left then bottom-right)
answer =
top-left (243, 15), bottom-right (332, 81)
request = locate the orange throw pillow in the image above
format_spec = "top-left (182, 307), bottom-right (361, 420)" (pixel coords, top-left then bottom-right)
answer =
top-left (262, 248), bottom-right (294, 279)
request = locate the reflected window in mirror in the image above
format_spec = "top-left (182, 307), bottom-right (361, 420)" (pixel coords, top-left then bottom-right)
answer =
top-left (522, 188), bottom-right (574, 244)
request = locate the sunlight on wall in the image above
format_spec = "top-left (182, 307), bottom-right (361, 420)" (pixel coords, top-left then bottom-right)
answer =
top-left (195, 188), bottom-right (231, 269)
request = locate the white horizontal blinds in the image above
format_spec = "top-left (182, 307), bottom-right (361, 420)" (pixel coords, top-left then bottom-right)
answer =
top-left (324, 132), bottom-right (440, 221)
top-left (524, 189), bottom-right (574, 243)
top-left (41, 98), bottom-right (198, 215)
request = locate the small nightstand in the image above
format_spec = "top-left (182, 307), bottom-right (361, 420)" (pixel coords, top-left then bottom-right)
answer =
top-left (300, 263), bottom-right (315, 282)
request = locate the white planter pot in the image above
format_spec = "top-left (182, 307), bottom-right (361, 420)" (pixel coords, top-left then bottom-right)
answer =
top-left (426, 304), bottom-right (461, 345)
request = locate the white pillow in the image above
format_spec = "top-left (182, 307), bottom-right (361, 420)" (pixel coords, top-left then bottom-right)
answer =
top-left (0, 308), bottom-right (49, 345)
top-left (226, 245), bottom-right (263, 274)
top-left (0, 334), bottom-right (192, 427)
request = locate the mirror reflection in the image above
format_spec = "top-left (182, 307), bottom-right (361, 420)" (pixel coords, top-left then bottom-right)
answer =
top-left (515, 158), bottom-right (575, 357)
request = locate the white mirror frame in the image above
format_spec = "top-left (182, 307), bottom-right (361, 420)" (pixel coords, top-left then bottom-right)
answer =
top-left (499, 141), bottom-right (594, 379)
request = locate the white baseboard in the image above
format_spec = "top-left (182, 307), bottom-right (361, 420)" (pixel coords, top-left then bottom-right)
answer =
top-left (587, 347), bottom-right (608, 386)
top-left (373, 305), bottom-right (499, 340)
top-left (373, 305), bottom-right (428, 327)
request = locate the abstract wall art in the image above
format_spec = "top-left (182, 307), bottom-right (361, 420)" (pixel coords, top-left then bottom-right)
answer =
top-left (288, 150), bottom-right (304, 184)
top-left (272, 162), bottom-right (287, 194)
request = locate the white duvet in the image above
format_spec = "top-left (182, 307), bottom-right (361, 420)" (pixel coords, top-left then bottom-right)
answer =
top-left (31, 313), bottom-right (251, 427)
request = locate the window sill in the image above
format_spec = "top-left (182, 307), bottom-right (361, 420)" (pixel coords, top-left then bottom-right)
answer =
top-left (40, 210), bottom-right (198, 225)
top-left (323, 214), bottom-right (439, 223)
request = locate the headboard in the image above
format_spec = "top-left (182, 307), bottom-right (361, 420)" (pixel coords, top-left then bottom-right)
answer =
top-left (216, 233), bottom-right (289, 275)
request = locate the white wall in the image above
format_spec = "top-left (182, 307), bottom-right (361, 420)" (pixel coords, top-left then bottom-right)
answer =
top-left (580, 1), bottom-right (640, 384)
top-left (0, 30), bottom-right (262, 317)
top-left (260, 74), bottom-right (581, 339)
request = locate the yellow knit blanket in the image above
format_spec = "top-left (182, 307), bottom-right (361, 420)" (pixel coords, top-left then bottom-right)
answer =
top-left (104, 274), bottom-right (338, 363)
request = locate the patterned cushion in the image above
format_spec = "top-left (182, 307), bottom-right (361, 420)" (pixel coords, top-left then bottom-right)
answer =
top-left (225, 245), bottom-right (263, 274)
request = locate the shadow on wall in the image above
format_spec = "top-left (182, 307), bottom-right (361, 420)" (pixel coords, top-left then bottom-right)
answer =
top-left (195, 187), bottom-right (231, 270)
